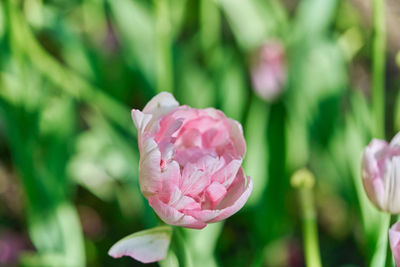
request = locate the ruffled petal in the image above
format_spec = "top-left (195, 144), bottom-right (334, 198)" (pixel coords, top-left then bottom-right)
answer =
top-left (180, 156), bottom-right (224, 197)
top-left (138, 138), bottom-right (162, 197)
top-left (204, 182), bottom-right (227, 209)
top-left (212, 159), bottom-right (242, 187)
top-left (131, 110), bottom-right (152, 139)
top-left (149, 197), bottom-right (206, 229)
top-left (184, 169), bottom-right (252, 223)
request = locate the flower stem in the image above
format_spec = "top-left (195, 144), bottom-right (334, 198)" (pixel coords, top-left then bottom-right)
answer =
top-left (171, 227), bottom-right (193, 267)
top-left (385, 215), bottom-right (396, 267)
top-left (371, 0), bottom-right (386, 138)
top-left (369, 213), bottom-right (390, 267)
top-left (291, 169), bottom-right (322, 267)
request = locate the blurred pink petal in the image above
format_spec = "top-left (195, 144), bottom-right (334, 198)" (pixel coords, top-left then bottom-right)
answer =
top-left (131, 92), bottom-right (252, 229)
top-left (251, 41), bottom-right (286, 101)
top-left (108, 226), bottom-right (172, 263)
top-left (389, 222), bottom-right (400, 265)
top-left (362, 133), bottom-right (400, 213)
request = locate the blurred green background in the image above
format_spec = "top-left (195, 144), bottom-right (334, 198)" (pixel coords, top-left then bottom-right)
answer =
top-left (0, 0), bottom-right (399, 266)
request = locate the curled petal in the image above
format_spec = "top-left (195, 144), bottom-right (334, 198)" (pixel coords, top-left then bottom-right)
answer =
top-left (205, 182), bottom-right (227, 209)
top-left (149, 196), bottom-right (206, 229)
top-left (361, 139), bottom-right (388, 211)
top-left (131, 110), bottom-right (152, 139)
top-left (362, 175), bottom-right (385, 212)
top-left (143, 92), bottom-right (179, 119)
top-left (228, 119), bottom-right (246, 157)
top-left (390, 132), bottom-right (400, 149)
top-left (212, 159), bottom-right (242, 187)
top-left (108, 226), bottom-right (172, 263)
top-left (138, 138), bottom-right (162, 197)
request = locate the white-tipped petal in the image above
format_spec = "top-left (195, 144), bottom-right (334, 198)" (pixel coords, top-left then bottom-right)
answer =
top-left (108, 226), bottom-right (172, 263)
top-left (143, 92), bottom-right (179, 118)
top-left (131, 109), bottom-right (152, 138)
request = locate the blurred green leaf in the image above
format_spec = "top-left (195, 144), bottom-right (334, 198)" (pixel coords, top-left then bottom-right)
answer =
top-left (293, 0), bottom-right (338, 40)
top-left (68, 113), bottom-right (139, 202)
top-left (177, 58), bottom-right (215, 108)
top-left (108, 0), bottom-right (156, 86)
top-left (217, 0), bottom-right (272, 50)
top-left (218, 50), bottom-right (247, 120)
top-left (244, 96), bottom-right (269, 205)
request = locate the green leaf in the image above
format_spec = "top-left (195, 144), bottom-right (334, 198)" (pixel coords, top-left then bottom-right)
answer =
top-left (108, 0), bottom-right (156, 85)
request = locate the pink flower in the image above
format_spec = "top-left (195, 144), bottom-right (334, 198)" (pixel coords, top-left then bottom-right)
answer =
top-left (251, 41), bottom-right (286, 101)
top-left (132, 92), bottom-right (253, 229)
top-left (389, 222), bottom-right (400, 265)
top-left (362, 133), bottom-right (400, 213)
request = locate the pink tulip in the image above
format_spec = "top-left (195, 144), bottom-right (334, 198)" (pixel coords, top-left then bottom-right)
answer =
top-left (251, 41), bottom-right (286, 101)
top-left (389, 222), bottom-right (400, 265)
top-left (131, 92), bottom-right (253, 229)
top-left (362, 133), bottom-right (400, 213)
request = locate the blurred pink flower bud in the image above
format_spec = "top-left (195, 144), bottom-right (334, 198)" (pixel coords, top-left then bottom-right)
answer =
top-left (131, 92), bottom-right (252, 229)
top-left (251, 41), bottom-right (286, 101)
top-left (362, 133), bottom-right (400, 213)
top-left (389, 222), bottom-right (400, 265)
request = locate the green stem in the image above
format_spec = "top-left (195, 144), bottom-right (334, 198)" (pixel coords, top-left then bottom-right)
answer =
top-left (291, 169), bottom-right (322, 267)
top-left (154, 0), bottom-right (174, 93)
top-left (171, 228), bottom-right (193, 267)
top-left (385, 215), bottom-right (396, 267)
top-left (369, 213), bottom-right (390, 267)
top-left (371, 0), bottom-right (386, 138)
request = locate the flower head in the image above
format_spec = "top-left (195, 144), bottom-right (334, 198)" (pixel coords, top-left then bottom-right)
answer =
top-left (131, 92), bottom-right (252, 229)
top-left (362, 133), bottom-right (400, 213)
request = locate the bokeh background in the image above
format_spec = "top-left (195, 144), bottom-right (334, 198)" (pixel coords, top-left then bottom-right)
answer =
top-left (0, 0), bottom-right (400, 266)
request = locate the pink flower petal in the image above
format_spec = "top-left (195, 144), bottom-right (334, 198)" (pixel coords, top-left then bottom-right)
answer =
top-left (185, 169), bottom-right (253, 223)
top-left (228, 119), bottom-right (246, 158)
top-left (143, 92), bottom-right (179, 117)
top-left (174, 147), bottom-right (217, 166)
top-left (390, 132), bottom-right (400, 148)
top-left (362, 139), bottom-right (389, 211)
top-left (205, 182), bottom-right (227, 209)
top-left (389, 222), bottom-right (400, 266)
top-left (138, 138), bottom-right (162, 197)
top-left (108, 226), bottom-right (172, 263)
top-left (180, 156), bottom-right (225, 197)
top-left (212, 159), bottom-right (242, 187)
top-left (131, 110), bottom-right (152, 139)
top-left (149, 197), bottom-right (206, 229)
